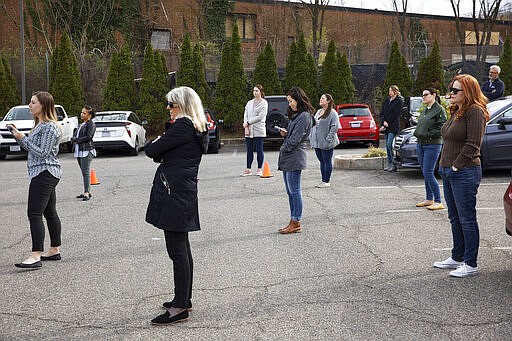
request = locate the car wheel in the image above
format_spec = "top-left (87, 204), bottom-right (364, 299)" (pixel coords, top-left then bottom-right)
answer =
top-left (370, 140), bottom-right (380, 148)
top-left (66, 141), bottom-right (73, 153)
top-left (208, 139), bottom-right (219, 154)
top-left (0, 155), bottom-right (6, 160)
top-left (130, 138), bottom-right (139, 156)
top-left (266, 111), bottom-right (289, 137)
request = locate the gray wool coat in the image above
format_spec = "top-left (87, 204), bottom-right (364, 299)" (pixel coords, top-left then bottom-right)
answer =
top-left (278, 111), bottom-right (313, 172)
top-left (310, 109), bottom-right (340, 150)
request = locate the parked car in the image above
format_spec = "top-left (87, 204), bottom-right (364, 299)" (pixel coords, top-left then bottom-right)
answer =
top-left (504, 177), bottom-right (512, 236)
top-left (336, 104), bottom-right (379, 147)
top-left (93, 111), bottom-right (146, 156)
top-left (401, 96), bottom-right (423, 128)
top-left (204, 109), bottom-right (222, 153)
top-left (0, 104), bottom-right (78, 159)
top-left (393, 95), bottom-right (512, 170)
top-left (265, 95), bottom-right (289, 142)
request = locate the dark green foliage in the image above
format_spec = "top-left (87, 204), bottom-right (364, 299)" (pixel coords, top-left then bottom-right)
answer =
top-left (203, 0), bottom-right (233, 41)
top-left (292, 33), bottom-right (317, 100)
top-left (0, 56), bottom-right (20, 113)
top-left (192, 44), bottom-right (211, 108)
top-left (253, 42), bottom-right (281, 95)
top-left (138, 45), bottom-right (168, 135)
top-left (319, 41), bottom-right (342, 103)
top-left (284, 41), bottom-right (298, 92)
top-left (498, 36), bottom-right (512, 96)
top-left (414, 41), bottom-right (446, 94)
top-left (103, 46), bottom-right (136, 110)
top-left (337, 52), bottom-right (356, 103)
top-left (214, 25), bottom-right (247, 129)
top-left (384, 41), bottom-right (412, 97)
top-left (177, 34), bottom-right (195, 88)
top-left (49, 33), bottom-right (84, 116)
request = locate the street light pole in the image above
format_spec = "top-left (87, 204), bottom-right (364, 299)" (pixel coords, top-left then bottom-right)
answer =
top-left (19, 0), bottom-right (26, 104)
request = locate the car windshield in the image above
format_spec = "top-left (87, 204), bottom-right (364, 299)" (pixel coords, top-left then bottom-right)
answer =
top-left (267, 98), bottom-right (289, 113)
top-left (94, 113), bottom-right (127, 121)
top-left (3, 107), bottom-right (32, 121)
top-left (338, 107), bottom-right (369, 117)
top-left (410, 97), bottom-right (423, 112)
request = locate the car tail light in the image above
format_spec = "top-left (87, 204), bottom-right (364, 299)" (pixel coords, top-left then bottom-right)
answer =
top-left (125, 122), bottom-right (132, 137)
top-left (206, 113), bottom-right (215, 130)
top-left (370, 120), bottom-right (376, 128)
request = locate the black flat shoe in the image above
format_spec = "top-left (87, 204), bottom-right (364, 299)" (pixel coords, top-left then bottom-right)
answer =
top-left (151, 310), bottom-right (189, 325)
top-left (41, 253), bottom-right (61, 261)
top-left (15, 261), bottom-right (42, 269)
top-left (162, 300), bottom-right (192, 310)
top-left (76, 194), bottom-right (85, 198)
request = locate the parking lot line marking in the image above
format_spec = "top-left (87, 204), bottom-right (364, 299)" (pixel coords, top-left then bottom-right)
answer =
top-left (493, 247), bottom-right (512, 250)
top-left (433, 247), bottom-right (512, 251)
top-left (358, 182), bottom-right (508, 190)
top-left (385, 207), bottom-right (502, 214)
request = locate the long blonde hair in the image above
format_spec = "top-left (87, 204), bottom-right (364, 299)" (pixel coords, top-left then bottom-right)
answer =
top-left (166, 87), bottom-right (207, 132)
top-left (32, 91), bottom-right (58, 126)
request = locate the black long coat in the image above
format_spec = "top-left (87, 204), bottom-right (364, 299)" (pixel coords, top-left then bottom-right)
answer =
top-left (379, 95), bottom-right (404, 134)
top-left (145, 117), bottom-right (202, 232)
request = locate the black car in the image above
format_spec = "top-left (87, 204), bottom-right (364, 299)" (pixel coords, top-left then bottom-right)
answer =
top-left (265, 95), bottom-right (289, 142)
top-left (393, 96), bottom-right (512, 171)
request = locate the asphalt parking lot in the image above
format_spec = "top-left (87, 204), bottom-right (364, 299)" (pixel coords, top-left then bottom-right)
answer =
top-left (1, 143), bottom-right (511, 340)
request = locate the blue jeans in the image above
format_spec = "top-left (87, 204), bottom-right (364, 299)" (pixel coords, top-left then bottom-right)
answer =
top-left (417, 144), bottom-right (442, 203)
top-left (77, 152), bottom-right (94, 193)
top-left (314, 148), bottom-right (334, 183)
top-left (439, 166), bottom-right (482, 268)
top-left (245, 137), bottom-right (264, 169)
top-left (283, 170), bottom-right (302, 221)
top-left (384, 132), bottom-right (396, 166)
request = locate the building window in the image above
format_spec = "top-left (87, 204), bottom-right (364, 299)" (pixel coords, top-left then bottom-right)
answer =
top-left (226, 14), bottom-right (256, 40)
top-left (151, 30), bottom-right (170, 50)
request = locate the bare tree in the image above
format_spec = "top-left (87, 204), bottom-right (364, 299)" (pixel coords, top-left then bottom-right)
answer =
top-left (450, 0), bottom-right (468, 68)
top-left (391, 0), bottom-right (408, 48)
top-left (300, 0), bottom-right (331, 61)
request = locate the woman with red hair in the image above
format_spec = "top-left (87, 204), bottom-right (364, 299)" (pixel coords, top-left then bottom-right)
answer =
top-left (433, 74), bottom-right (489, 278)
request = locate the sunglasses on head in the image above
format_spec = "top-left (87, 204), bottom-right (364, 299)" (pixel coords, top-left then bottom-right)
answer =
top-left (449, 87), bottom-right (463, 95)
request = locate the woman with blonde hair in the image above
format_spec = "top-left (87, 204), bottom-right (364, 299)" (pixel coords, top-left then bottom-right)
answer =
top-left (8, 91), bottom-right (63, 268)
top-left (433, 74), bottom-right (489, 278)
top-left (379, 85), bottom-right (404, 172)
top-left (145, 86), bottom-right (207, 324)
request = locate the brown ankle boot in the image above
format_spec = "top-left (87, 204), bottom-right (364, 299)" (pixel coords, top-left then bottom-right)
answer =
top-left (279, 220), bottom-right (301, 234)
top-left (278, 219), bottom-right (292, 233)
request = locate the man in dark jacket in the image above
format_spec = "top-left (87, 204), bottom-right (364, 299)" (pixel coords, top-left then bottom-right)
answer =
top-left (481, 65), bottom-right (505, 101)
top-left (379, 85), bottom-right (404, 172)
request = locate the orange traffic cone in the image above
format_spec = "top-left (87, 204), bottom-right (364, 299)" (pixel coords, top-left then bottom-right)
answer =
top-left (90, 168), bottom-right (100, 185)
top-left (260, 161), bottom-right (273, 178)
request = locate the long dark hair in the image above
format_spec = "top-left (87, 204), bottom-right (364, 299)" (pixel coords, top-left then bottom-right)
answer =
top-left (320, 93), bottom-right (334, 118)
top-left (424, 88), bottom-right (441, 104)
top-left (287, 87), bottom-right (315, 119)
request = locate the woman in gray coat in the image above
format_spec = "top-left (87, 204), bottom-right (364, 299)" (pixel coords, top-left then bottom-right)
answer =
top-left (241, 84), bottom-right (268, 177)
top-left (278, 87), bottom-right (315, 234)
top-left (310, 93), bottom-right (340, 188)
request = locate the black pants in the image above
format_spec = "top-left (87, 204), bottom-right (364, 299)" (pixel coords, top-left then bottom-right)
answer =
top-left (28, 170), bottom-right (61, 252)
top-left (164, 230), bottom-right (193, 308)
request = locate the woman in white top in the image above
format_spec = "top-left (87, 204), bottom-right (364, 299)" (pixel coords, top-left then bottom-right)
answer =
top-left (241, 84), bottom-right (268, 177)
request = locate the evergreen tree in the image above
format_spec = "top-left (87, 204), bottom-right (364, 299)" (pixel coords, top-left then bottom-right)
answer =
top-left (319, 40), bottom-right (342, 103)
top-left (103, 46), bottom-right (137, 110)
top-left (139, 44), bottom-right (166, 134)
top-left (0, 56), bottom-right (20, 112)
top-left (284, 40), bottom-right (298, 92)
top-left (253, 42), bottom-right (281, 95)
top-left (177, 34), bottom-right (195, 88)
top-left (498, 35), bottom-right (512, 96)
top-left (192, 44), bottom-right (211, 108)
top-left (295, 33), bottom-right (317, 100)
top-left (154, 51), bottom-right (169, 99)
top-left (49, 33), bottom-right (83, 116)
top-left (414, 40), bottom-right (445, 93)
top-left (337, 52), bottom-right (356, 103)
top-left (214, 24), bottom-right (246, 129)
top-left (384, 41), bottom-right (412, 97)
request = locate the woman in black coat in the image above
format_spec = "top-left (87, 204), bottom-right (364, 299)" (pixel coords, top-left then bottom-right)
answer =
top-left (379, 85), bottom-right (404, 172)
top-left (71, 105), bottom-right (96, 201)
top-left (145, 86), bottom-right (207, 325)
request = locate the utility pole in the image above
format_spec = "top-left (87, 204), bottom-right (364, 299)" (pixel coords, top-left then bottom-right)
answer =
top-left (19, 0), bottom-right (26, 104)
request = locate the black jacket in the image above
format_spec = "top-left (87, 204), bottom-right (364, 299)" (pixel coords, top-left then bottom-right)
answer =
top-left (379, 95), bottom-right (404, 134)
top-left (481, 78), bottom-right (505, 101)
top-left (145, 118), bottom-right (202, 232)
top-left (72, 120), bottom-right (96, 151)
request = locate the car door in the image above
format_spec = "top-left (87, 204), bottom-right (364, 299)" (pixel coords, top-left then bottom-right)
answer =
top-left (130, 112), bottom-right (146, 145)
top-left (483, 106), bottom-right (512, 169)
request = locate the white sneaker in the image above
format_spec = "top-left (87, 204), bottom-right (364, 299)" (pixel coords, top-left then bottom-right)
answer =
top-left (449, 263), bottom-right (479, 277)
top-left (240, 170), bottom-right (252, 177)
top-left (433, 257), bottom-right (464, 269)
top-left (315, 182), bottom-right (330, 188)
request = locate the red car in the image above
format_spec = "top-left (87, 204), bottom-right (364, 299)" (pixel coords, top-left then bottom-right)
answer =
top-left (503, 179), bottom-right (512, 236)
top-left (335, 104), bottom-right (379, 147)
